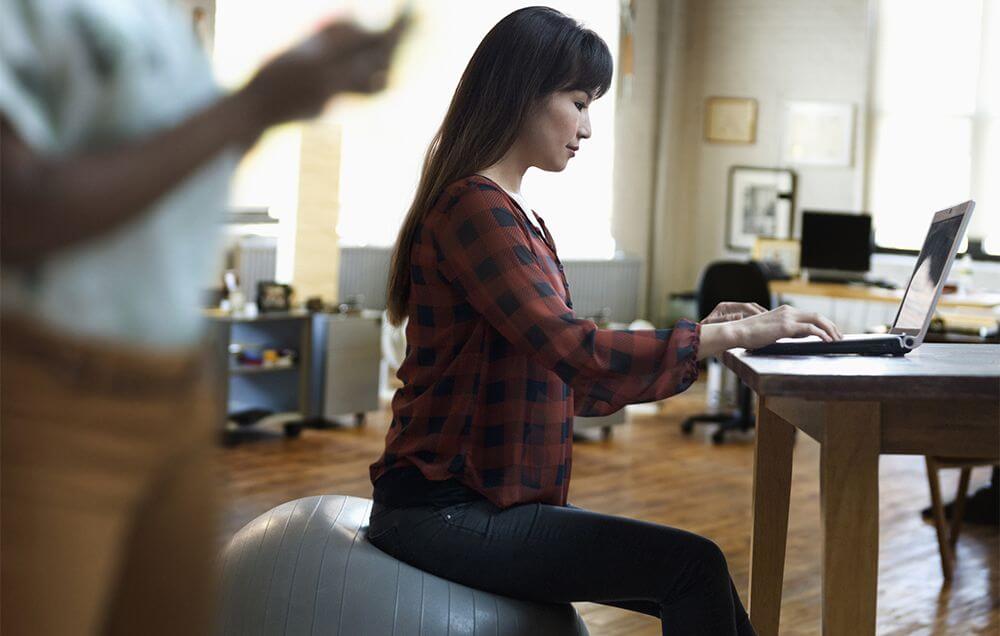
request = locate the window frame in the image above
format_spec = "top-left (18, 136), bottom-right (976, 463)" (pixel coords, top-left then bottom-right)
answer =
top-left (865, 0), bottom-right (996, 262)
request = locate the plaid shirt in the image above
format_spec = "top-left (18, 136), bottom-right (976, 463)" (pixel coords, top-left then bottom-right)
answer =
top-left (370, 175), bottom-right (701, 509)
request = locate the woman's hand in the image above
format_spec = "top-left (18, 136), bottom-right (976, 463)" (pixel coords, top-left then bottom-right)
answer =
top-left (697, 305), bottom-right (842, 360)
top-left (700, 301), bottom-right (767, 325)
top-left (734, 304), bottom-right (842, 349)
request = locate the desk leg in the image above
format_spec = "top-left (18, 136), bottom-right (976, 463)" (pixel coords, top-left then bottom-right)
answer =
top-left (820, 401), bottom-right (880, 635)
top-left (749, 396), bottom-right (795, 636)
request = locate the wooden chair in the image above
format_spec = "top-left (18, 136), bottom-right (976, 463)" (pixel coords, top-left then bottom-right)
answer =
top-left (924, 457), bottom-right (1000, 581)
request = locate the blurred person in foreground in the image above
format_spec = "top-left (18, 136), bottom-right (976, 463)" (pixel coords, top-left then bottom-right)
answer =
top-left (0, 1), bottom-right (405, 633)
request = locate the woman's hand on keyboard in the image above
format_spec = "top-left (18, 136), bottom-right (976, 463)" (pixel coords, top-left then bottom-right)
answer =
top-left (733, 305), bottom-right (843, 350)
top-left (699, 305), bottom-right (844, 358)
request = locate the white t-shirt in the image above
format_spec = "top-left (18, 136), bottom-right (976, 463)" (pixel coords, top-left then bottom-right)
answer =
top-left (0, 0), bottom-right (237, 348)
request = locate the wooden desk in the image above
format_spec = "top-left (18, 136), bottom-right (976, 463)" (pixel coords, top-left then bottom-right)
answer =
top-left (722, 344), bottom-right (1000, 635)
top-left (771, 279), bottom-right (1000, 310)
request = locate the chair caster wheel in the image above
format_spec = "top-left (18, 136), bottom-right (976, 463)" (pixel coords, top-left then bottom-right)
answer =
top-left (681, 419), bottom-right (696, 435)
top-left (284, 422), bottom-right (303, 438)
top-left (711, 430), bottom-right (726, 445)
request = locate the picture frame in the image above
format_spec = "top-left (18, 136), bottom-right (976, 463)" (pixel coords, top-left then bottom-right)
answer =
top-left (257, 281), bottom-right (293, 313)
top-left (752, 238), bottom-right (801, 276)
top-left (726, 166), bottom-right (796, 252)
top-left (704, 97), bottom-right (758, 144)
top-left (781, 101), bottom-right (855, 166)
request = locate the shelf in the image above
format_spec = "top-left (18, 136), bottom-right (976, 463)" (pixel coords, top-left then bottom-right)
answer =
top-left (229, 364), bottom-right (298, 375)
top-left (205, 308), bottom-right (311, 322)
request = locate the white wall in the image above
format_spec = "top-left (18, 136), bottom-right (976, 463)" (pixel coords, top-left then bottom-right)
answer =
top-left (680, 0), bottom-right (871, 286)
top-left (333, 1), bottom-right (620, 259)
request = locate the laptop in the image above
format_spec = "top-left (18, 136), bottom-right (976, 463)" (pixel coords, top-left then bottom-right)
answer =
top-left (750, 200), bottom-right (975, 357)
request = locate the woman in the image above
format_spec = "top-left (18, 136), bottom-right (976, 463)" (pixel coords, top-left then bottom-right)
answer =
top-left (369, 7), bottom-right (840, 636)
top-left (0, 3), bottom-right (403, 634)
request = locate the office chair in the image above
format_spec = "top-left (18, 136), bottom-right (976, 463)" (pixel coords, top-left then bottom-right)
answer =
top-left (681, 260), bottom-right (772, 444)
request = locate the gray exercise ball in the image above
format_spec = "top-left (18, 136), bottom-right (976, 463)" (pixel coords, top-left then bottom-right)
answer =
top-left (218, 495), bottom-right (589, 635)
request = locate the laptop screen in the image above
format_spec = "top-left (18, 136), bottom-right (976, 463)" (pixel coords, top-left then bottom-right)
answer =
top-left (893, 215), bottom-right (965, 331)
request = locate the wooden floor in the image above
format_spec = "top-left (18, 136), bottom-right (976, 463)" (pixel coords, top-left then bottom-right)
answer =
top-left (217, 380), bottom-right (999, 635)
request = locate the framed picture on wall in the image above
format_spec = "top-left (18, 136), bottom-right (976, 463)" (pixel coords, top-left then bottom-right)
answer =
top-left (726, 166), bottom-right (796, 252)
top-left (704, 97), bottom-right (758, 144)
top-left (781, 101), bottom-right (855, 166)
top-left (752, 238), bottom-right (801, 276)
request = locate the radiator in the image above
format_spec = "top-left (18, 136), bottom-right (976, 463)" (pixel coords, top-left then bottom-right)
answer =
top-left (561, 259), bottom-right (641, 323)
top-left (338, 246), bottom-right (393, 309)
top-left (338, 246), bottom-right (642, 322)
top-left (233, 236), bottom-right (277, 303)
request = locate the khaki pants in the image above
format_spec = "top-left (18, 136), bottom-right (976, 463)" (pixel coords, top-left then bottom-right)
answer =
top-left (1, 316), bottom-right (218, 635)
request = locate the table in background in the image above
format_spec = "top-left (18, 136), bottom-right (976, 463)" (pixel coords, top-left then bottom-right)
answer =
top-left (770, 278), bottom-right (1000, 310)
top-left (768, 278), bottom-right (1000, 337)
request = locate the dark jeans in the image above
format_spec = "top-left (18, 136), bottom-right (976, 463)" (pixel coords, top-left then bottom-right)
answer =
top-left (368, 498), bottom-right (755, 636)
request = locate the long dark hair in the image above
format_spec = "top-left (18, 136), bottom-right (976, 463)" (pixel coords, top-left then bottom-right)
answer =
top-left (385, 6), bottom-right (613, 327)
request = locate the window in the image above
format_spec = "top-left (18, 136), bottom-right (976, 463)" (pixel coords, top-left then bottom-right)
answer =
top-left (213, 1), bottom-right (620, 278)
top-left (867, 0), bottom-right (998, 255)
top-left (333, 1), bottom-right (620, 259)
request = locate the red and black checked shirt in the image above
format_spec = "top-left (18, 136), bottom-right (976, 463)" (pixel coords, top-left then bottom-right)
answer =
top-left (369, 175), bottom-right (701, 509)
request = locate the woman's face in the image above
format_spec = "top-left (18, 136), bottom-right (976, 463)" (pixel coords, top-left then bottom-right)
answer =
top-left (516, 89), bottom-right (593, 172)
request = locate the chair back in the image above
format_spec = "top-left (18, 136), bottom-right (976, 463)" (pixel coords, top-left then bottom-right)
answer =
top-left (695, 261), bottom-right (772, 320)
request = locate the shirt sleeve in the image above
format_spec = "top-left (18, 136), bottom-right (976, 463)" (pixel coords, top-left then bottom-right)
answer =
top-left (0, 2), bottom-right (60, 149)
top-left (432, 181), bottom-right (701, 418)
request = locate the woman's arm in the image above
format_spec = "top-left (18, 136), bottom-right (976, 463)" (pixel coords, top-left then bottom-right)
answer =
top-left (433, 180), bottom-right (702, 416)
top-left (430, 179), bottom-right (842, 415)
top-left (1, 18), bottom-right (405, 266)
top-left (1, 93), bottom-right (256, 265)
top-left (696, 322), bottom-right (741, 361)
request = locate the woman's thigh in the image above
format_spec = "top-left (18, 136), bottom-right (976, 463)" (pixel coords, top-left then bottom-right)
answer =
top-left (369, 498), bottom-right (719, 610)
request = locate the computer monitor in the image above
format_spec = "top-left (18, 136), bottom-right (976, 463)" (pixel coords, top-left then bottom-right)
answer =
top-left (800, 211), bottom-right (872, 280)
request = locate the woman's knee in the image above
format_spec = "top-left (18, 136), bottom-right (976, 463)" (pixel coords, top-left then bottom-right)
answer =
top-left (693, 536), bottom-right (730, 579)
top-left (672, 533), bottom-right (731, 592)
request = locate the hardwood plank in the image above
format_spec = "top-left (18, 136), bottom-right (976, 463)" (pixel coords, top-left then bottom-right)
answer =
top-left (925, 457), bottom-right (956, 581)
top-left (748, 396), bottom-right (796, 636)
top-left (722, 344), bottom-right (1000, 401)
top-left (738, 396), bottom-right (999, 459)
top-left (820, 401), bottom-right (880, 635)
top-left (880, 400), bottom-right (1000, 456)
top-left (764, 397), bottom-right (825, 443)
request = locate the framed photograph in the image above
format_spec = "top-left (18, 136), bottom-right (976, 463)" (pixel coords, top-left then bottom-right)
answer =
top-left (752, 238), bottom-right (801, 276)
top-left (726, 166), bottom-right (796, 252)
top-left (257, 281), bottom-right (293, 313)
top-left (704, 97), bottom-right (758, 144)
top-left (781, 101), bottom-right (855, 166)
